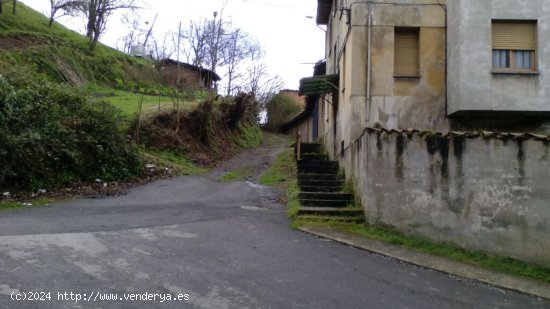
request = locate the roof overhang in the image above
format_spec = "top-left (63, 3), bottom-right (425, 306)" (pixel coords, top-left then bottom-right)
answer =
top-left (160, 59), bottom-right (222, 81)
top-left (299, 74), bottom-right (339, 96)
top-left (317, 0), bottom-right (332, 25)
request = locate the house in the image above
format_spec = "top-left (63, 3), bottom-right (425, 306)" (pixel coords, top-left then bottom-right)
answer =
top-left (160, 59), bottom-right (221, 90)
top-left (296, 0), bottom-right (550, 266)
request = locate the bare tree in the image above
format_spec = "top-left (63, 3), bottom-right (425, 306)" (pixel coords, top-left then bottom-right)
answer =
top-left (252, 71), bottom-right (284, 107)
top-left (151, 32), bottom-right (175, 60)
top-left (83, 0), bottom-right (138, 51)
top-left (117, 13), bottom-right (141, 53)
top-left (179, 19), bottom-right (210, 66)
top-left (48, 0), bottom-right (85, 27)
top-left (223, 30), bottom-right (262, 96)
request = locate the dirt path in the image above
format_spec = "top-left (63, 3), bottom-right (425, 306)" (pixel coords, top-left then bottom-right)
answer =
top-left (208, 132), bottom-right (291, 181)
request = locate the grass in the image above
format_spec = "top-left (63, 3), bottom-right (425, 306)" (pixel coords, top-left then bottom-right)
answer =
top-left (220, 167), bottom-right (255, 182)
top-left (258, 149), bottom-right (300, 218)
top-left (0, 197), bottom-right (56, 211)
top-left (264, 133), bottom-right (286, 147)
top-left (91, 87), bottom-right (201, 117)
top-left (0, 2), bottom-right (160, 87)
top-left (233, 124), bottom-right (263, 149)
top-left (258, 149), bottom-right (295, 187)
top-left (141, 150), bottom-right (210, 176)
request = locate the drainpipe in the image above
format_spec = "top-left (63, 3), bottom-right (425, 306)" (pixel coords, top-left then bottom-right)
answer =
top-left (366, 3), bottom-right (372, 127)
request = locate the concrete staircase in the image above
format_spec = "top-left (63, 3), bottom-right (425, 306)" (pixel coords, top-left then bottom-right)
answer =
top-left (296, 143), bottom-right (364, 223)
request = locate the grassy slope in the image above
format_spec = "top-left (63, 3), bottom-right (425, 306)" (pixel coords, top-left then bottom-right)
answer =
top-left (0, 2), bottom-right (158, 86)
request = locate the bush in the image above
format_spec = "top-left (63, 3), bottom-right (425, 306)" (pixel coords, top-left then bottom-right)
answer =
top-left (0, 71), bottom-right (141, 190)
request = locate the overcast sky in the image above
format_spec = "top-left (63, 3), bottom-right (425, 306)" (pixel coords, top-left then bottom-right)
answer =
top-left (21, 0), bottom-right (326, 90)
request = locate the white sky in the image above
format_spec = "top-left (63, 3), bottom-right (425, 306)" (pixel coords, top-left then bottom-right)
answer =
top-left (20, 0), bottom-right (326, 90)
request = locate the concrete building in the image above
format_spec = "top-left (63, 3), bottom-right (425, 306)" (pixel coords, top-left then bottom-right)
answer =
top-left (301, 0), bottom-right (550, 266)
top-left (448, 0), bottom-right (550, 133)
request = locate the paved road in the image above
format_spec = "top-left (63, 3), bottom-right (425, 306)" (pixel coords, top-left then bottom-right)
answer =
top-left (1, 143), bottom-right (549, 308)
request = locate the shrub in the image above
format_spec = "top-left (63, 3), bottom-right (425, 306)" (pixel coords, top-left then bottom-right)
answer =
top-left (0, 71), bottom-right (140, 190)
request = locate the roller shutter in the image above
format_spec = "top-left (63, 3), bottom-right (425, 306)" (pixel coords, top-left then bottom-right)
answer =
top-left (394, 28), bottom-right (420, 76)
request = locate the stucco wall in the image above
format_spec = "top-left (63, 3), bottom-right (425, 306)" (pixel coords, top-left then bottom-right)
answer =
top-left (447, 0), bottom-right (550, 115)
top-left (321, 1), bottom-right (448, 162)
top-left (316, 0), bottom-right (550, 266)
top-left (350, 129), bottom-right (550, 266)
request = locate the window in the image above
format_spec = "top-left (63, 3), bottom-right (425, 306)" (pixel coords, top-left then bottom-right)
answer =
top-left (394, 28), bottom-right (420, 77)
top-left (492, 20), bottom-right (537, 72)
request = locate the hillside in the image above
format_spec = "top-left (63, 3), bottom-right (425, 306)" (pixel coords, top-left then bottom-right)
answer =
top-left (0, 1), bottom-right (159, 87)
top-left (0, 2), bottom-right (263, 196)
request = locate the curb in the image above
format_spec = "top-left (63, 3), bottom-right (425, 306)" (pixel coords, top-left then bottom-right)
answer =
top-left (298, 226), bottom-right (550, 301)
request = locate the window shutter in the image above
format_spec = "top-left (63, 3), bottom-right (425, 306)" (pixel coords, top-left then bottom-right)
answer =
top-left (394, 28), bottom-right (419, 76)
top-left (492, 21), bottom-right (536, 50)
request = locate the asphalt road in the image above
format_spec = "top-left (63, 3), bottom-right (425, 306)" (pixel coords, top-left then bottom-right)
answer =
top-left (0, 144), bottom-right (549, 308)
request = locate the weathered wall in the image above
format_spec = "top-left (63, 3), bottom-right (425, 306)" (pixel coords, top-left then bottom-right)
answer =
top-left (162, 65), bottom-right (205, 90)
top-left (288, 116), bottom-right (314, 143)
top-left (447, 0), bottom-right (550, 134)
top-left (321, 1), bottom-right (448, 163)
top-left (350, 129), bottom-right (550, 266)
top-left (316, 0), bottom-right (550, 266)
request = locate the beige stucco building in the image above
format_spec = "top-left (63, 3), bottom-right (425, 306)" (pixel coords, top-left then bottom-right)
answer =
top-left (289, 0), bottom-right (550, 266)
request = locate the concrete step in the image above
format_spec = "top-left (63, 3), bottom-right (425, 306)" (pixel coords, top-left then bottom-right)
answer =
top-left (296, 215), bottom-right (365, 223)
top-left (298, 143), bottom-right (321, 152)
top-left (299, 154), bottom-right (329, 161)
top-left (297, 166), bottom-right (339, 174)
top-left (298, 207), bottom-right (364, 217)
top-left (299, 199), bottom-right (353, 208)
top-left (299, 192), bottom-right (353, 201)
top-left (298, 174), bottom-right (344, 181)
top-left (299, 179), bottom-right (344, 187)
top-left (297, 160), bottom-right (339, 167)
top-left (299, 186), bottom-right (343, 193)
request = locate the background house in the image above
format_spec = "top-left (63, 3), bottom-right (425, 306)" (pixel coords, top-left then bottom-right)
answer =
top-left (303, 0), bottom-right (550, 266)
top-left (160, 59), bottom-right (221, 90)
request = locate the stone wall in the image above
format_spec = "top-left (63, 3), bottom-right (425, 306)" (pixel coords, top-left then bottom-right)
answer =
top-left (344, 128), bottom-right (550, 266)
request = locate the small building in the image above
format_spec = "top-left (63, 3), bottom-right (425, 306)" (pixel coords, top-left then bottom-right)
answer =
top-left (160, 59), bottom-right (221, 90)
top-left (281, 62), bottom-right (329, 143)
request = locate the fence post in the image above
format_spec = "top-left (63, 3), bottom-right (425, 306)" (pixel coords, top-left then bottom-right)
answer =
top-left (296, 131), bottom-right (301, 161)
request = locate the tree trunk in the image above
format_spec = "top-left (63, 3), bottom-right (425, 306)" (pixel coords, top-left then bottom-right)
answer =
top-left (89, 33), bottom-right (100, 51)
top-left (49, 17), bottom-right (55, 27)
top-left (0, 0), bottom-right (3, 14)
top-left (12, 0), bottom-right (15, 14)
top-left (86, 0), bottom-right (97, 38)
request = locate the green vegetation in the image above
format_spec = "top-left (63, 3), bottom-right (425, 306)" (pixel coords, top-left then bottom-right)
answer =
top-left (141, 150), bottom-right (210, 176)
top-left (93, 88), bottom-right (175, 117)
top-left (0, 2), bottom-right (160, 89)
top-left (264, 93), bottom-right (303, 132)
top-left (233, 124), bottom-right (263, 149)
top-left (0, 71), bottom-right (140, 190)
top-left (220, 167), bottom-right (255, 182)
top-left (258, 149), bottom-right (300, 217)
top-left (0, 198), bottom-right (56, 211)
top-left (259, 149), bottom-right (295, 186)
top-left (0, 4), bottom-right (264, 197)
